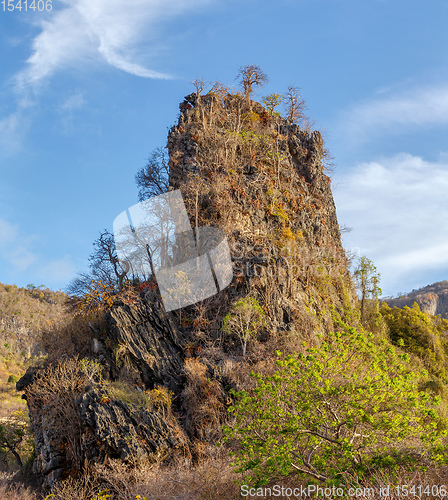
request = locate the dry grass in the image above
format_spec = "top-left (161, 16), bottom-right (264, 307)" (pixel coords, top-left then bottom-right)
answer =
top-left (0, 471), bottom-right (39, 500)
top-left (0, 380), bottom-right (27, 420)
top-left (0, 452), bottom-right (239, 500)
top-left (181, 358), bottom-right (227, 445)
top-left (0, 283), bottom-right (68, 360)
top-left (5, 457), bottom-right (448, 500)
top-left (26, 357), bottom-right (89, 473)
top-left (82, 448), bottom-right (240, 500)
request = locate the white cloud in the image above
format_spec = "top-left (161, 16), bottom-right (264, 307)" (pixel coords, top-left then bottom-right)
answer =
top-left (334, 153), bottom-right (448, 295)
top-left (16, 0), bottom-right (212, 89)
top-left (0, 218), bottom-right (76, 283)
top-left (0, 219), bottom-right (19, 244)
top-left (59, 91), bottom-right (86, 112)
top-left (4, 247), bottom-right (38, 272)
top-left (0, 104), bottom-right (32, 153)
top-left (57, 90), bottom-right (87, 133)
top-left (0, 218), bottom-right (38, 271)
top-left (2, 0), bottom-right (213, 148)
top-left (39, 256), bottom-right (77, 282)
top-left (343, 84), bottom-right (448, 142)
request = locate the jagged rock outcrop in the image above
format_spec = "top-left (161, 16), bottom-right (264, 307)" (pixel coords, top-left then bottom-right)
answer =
top-left (76, 387), bottom-right (184, 464)
top-left (106, 289), bottom-right (185, 394)
top-left (383, 280), bottom-right (448, 318)
top-left (17, 289), bottom-right (187, 487)
top-left (167, 92), bottom-right (352, 332)
top-left (168, 93), bottom-right (342, 254)
top-left (18, 370), bottom-right (186, 488)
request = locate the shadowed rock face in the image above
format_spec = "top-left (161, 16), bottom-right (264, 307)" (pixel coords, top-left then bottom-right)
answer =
top-left (76, 387), bottom-right (184, 463)
top-left (382, 281), bottom-right (448, 318)
top-left (106, 289), bottom-right (186, 394)
top-left (26, 385), bottom-right (185, 488)
top-left (17, 289), bottom-right (187, 488)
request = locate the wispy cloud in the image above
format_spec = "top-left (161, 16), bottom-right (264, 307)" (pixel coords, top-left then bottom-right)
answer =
top-left (59, 90), bottom-right (86, 112)
top-left (0, 218), bottom-right (76, 286)
top-left (0, 102), bottom-right (33, 153)
top-left (342, 84), bottom-right (448, 142)
top-left (0, 219), bottom-right (19, 245)
top-left (39, 255), bottom-right (76, 283)
top-left (0, 218), bottom-right (38, 272)
top-left (1, 0), bottom-right (213, 149)
top-left (334, 153), bottom-right (448, 295)
top-left (57, 90), bottom-right (87, 133)
top-left (16, 0), bottom-right (212, 90)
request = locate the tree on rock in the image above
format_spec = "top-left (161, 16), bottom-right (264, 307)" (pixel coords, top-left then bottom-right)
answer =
top-left (135, 147), bottom-right (170, 201)
top-left (285, 85), bottom-right (307, 124)
top-left (223, 297), bottom-right (266, 357)
top-left (237, 65), bottom-right (268, 109)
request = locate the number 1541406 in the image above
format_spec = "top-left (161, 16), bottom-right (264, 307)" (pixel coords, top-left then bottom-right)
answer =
top-left (1, 0), bottom-right (52, 11)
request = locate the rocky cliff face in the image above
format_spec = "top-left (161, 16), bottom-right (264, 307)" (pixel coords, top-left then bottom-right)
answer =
top-left (167, 92), bottom-right (353, 333)
top-left (383, 280), bottom-right (448, 318)
top-left (106, 290), bottom-right (186, 394)
top-left (26, 382), bottom-right (185, 488)
top-left (168, 94), bottom-right (342, 253)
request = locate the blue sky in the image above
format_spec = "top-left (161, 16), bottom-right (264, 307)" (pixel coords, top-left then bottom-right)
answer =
top-left (1, 0), bottom-right (448, 297)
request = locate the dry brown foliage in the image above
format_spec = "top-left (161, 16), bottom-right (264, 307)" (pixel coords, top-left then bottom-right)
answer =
top-left (26, 357), bottom-right (89, 472)
top-left (181, 358), bottom-right (227, 446)
top-left (91, 449), bottom-right (239, 500)
top-left (41, 305), bottom-right (107, 362)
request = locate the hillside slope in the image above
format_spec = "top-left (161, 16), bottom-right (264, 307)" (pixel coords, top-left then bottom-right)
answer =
top-left (383, 280), bottom-right (448, 318)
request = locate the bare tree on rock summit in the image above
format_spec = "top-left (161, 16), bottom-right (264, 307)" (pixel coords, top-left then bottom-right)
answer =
top-left (237, 65), bottom-right (268, 109)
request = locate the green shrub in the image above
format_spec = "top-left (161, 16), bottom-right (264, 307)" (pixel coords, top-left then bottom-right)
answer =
top-left (381, 302), bottom-right (448, 380)
top-left (224, 322), bottom-right (445, 487)
top-left (223, 297), bottom-right (266, 357)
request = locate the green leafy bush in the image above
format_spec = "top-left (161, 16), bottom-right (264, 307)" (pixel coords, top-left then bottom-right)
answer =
top-left (223, 297), bottom-right (266, 357)
top-left (381, 302), bottom-right (448, 380)
top-left (224, 322), bottom-right (445, 486)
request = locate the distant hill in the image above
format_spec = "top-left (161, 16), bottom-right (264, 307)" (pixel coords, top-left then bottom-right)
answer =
top-left (0, 283), bottom-right (68, 360)
top-left (382, 280), bottom-right (448, 318)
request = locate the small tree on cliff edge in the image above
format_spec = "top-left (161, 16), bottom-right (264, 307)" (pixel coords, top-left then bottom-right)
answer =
top-left (237, 65), bottom-right (268, 109)
top-left (354, 255), bottom-right (382, 323)
top-left (285, 85), bottom-right (307, 124)
top-left (223, 297), bottom-right (266, 357)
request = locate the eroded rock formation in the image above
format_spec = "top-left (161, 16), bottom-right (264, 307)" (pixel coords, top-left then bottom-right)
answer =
top-left (383, 280), bottom-right (448, 318)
